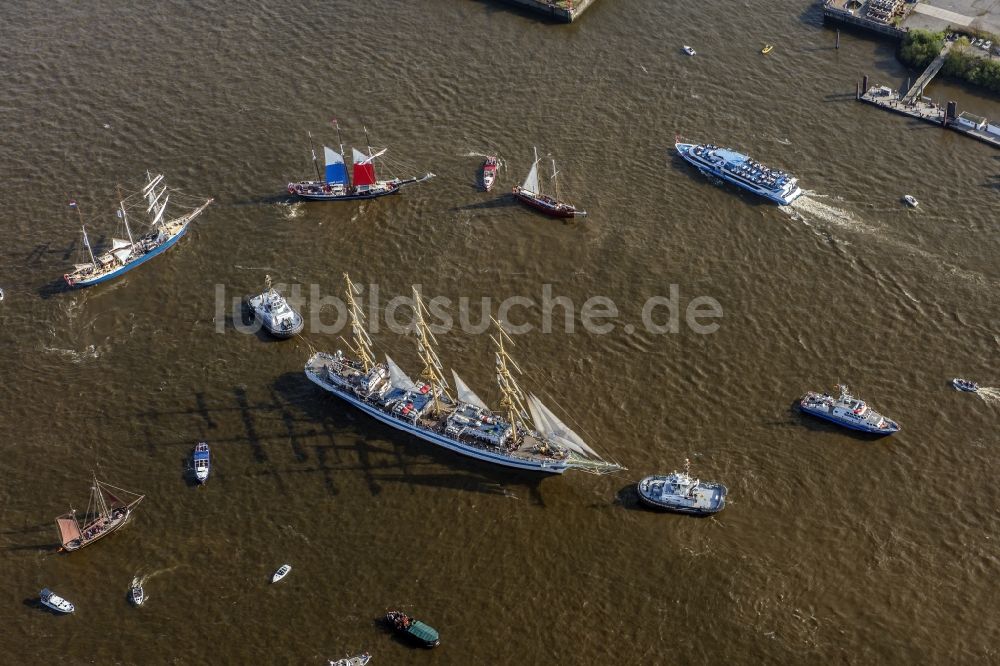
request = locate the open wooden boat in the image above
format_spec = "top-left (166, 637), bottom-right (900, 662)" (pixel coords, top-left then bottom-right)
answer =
top-left (55, 475), bottom-right (144, 552)
top-left (385, 610), bottom-right (439, 648)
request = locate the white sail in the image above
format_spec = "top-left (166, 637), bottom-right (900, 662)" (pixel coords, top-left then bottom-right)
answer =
top-left (522, 161), bottom-right (539, 194)
top-left (385, 355), bottom-right (417, 392)
top-left (112, 247), bottom-right (132, 263)
top-left (111, 238), bottom-right (131, 251)
top-left (351, 147), bottom-right (387, 165)
top-left (528, 394), bottom-right (601, 459)
top-left (452, 370), bottom-right (490, 410)
top-left (151, 194), bottom-right (169, 227)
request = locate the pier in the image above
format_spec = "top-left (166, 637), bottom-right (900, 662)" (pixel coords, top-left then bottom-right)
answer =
top-left (857, 76), bottom-right (1000, 148)
top-left (900, 41), bottom-right (953, 104)
top-left (499, 0), bottom-right (599, 22)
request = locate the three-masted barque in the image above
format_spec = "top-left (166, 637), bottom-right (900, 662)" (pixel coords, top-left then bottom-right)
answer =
top-left (63, 173), bottom-right (213, 287)
top-left (305, 275), bottom-right (622, 475)
top-left (55, 475), bottom-right (145, 552)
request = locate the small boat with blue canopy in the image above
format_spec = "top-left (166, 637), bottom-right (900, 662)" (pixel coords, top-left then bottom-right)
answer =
top-left (193, 442), bottom-right (210, 484)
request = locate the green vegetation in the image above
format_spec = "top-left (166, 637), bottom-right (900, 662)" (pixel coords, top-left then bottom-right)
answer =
top-left (898, 29), bottom-right (944, 69)
top-left (899, 30), bottom-right (1000, 95)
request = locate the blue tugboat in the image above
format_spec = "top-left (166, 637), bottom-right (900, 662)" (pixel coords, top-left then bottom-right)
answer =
top-left (799, 385), bottom-right (900, 435)
top-left (675, 140), bottom-right (802, 205)
top-left (636, 459), bottom-right (727, 515)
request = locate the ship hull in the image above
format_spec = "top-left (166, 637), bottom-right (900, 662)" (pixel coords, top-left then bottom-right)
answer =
top-left (294, 188), bottom-right (401, 201)
top-left (512, 187), bottom-right (585, 218)
top-left (65, 224), bottom-right (189, 288)
top-left (636, 493), bottom-right (725, 515)
top-left (305, 369), bottom-right (568, 474)
top-left (799, 404), bottom-right (899, 435)
top-left (675, 143), bottom-right (802, 206)
top-left (62, 507), bottom-right (133, 552)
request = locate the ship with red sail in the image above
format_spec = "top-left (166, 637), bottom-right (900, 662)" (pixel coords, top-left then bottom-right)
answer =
top-left (55, 475), bottom-right (144, 552)
top-left (512, 147), bottom-right (586, 218)
top-left (287, 120), bottom-right (434, 201)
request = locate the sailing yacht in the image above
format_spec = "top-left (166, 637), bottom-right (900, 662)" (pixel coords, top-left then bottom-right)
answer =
top-left (287, 120), bottom-right (434, 201)
top-left (512, 147), bottom-right (586, 218)
top-left (63, 174), bottom-right (213, 287)
top-left (305, 275), bottom-right (622, 475)
top-left (55, 475), bottom-right (145, 552)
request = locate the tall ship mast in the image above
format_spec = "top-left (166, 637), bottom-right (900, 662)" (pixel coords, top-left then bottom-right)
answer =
top-left (63, 173), bottom-right (213, 287)
top-left (512, 146), bottom-right (587, 218)
top-left (304, 277), bottom-right (622, 475)
top-left (55, 474), bottom-right (144, 552)
top-left (287, 119), bottom-right (435, 201)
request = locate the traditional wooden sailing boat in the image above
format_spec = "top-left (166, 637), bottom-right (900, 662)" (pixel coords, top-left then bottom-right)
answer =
top-left (512, 147), bottom-right (586, 218)
top-left (287, 120), bottom-right (435, 201)
top-left (55, 475), bottom-right (144, 552)
top-left (63, 174), bottom-right (213, 288)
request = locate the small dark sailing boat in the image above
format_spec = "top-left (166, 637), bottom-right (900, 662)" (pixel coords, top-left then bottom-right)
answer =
top-left (512, 147), bottom-right (586, 218)
top-left (385, 610), bottom-right (440, 648)
top-left (287, 120), bottom-right (434, 201)
top-left (55, 475), bottom-right (144, 552)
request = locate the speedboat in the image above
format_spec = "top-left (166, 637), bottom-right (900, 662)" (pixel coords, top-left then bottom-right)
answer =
top-left (40, 588), bottom-right (75, 613)
top-left (193, 442), bottom-right (210, 484)
top-left (482, 155), bottom-right (498, 191)
top-left (682, 45), bottom-right (696, 56)
top-left (328, 654), bottom-right (372, 666)
top-left (903, 194), bottom-right (919, 207)
top-left (271, 564), bottom-right (291, 583)
top-left (799, 384), bottom-right (900, 435)
top-left (130, 583), bottom-right (145, 606)
top-left (247, 275), bottom-right (304, 339)
top-left (952, 378), bottom-right (979, 392)
top-left (385, 611), bottom-right (439, 648)
top-left (761, 44), bottom-right (774, 54)
top-left (636, 459), bottom-right (726, 515)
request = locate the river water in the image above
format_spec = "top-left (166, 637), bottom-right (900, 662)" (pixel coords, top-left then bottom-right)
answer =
top-left (2, 0), bottom-right (998, 663)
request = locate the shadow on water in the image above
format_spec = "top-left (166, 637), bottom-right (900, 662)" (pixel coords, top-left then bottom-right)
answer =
top-left (38, 277), bottom-right (72, 300)
top-left (450, 194), bottom-right (523, 213)
top-left (468, 0), bottom-right (569, 25)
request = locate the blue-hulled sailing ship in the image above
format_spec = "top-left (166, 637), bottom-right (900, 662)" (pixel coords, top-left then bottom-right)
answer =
top-left (287, 120), bottom-right (434, 201)
top-left (63, 173), bottom-right (213, 288)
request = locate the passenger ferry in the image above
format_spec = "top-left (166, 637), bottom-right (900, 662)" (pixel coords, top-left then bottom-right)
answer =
top-left (799, 385), bottom-right (900, 435)
top-left (675, 140), bottom-right (802, 205)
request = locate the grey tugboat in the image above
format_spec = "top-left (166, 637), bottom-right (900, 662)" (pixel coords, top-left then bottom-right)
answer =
top-left (247, 275), bottom-right (303, 339)
top-left (799, 384), bottom-right (900, 435)
top-left (636, 459), bottom-right (727, 515)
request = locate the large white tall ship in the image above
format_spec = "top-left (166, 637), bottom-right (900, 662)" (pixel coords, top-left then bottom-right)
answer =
top-left (675, 140), bottom-right (802, 205)
top-left (304, 275), bottom-right (623, 475)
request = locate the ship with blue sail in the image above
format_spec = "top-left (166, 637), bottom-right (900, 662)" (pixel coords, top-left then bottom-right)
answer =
top-left (675, 140), bottom-right (802, 205)
top-left (287, 120), bottom-right (434, 201)
top-left (63, 173), bottom-right (213, 288)
top-left (305, 275), bottom-right (623, 475)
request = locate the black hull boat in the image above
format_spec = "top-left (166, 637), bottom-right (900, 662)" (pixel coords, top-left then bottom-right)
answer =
top-left (513, 147), bottom-right (586, 218)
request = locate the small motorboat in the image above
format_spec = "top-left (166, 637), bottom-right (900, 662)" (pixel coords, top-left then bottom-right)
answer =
top-left (40, 588), bottom-right (75, 613)
top-left (385, 610), bottom-right (440, 648)
top-left (903, 194), bottom-right (919, 207)
top-left (130, 583), bottom-right (145, 606)
top-left (952, 378), bottom-right (979, 392)
top-left (271, 564), bottom-right (291, 583)
top-left (761, 44), bottom-right (774, 54)
top-left (482, 155), bottom-right (498, 191)
top-left (0, 287), bottom-right (4, 302)
top-left (193, 442), bottom-right (210, 484)
top-left (328, 653), bottom-right (372, 666)
top-left (682, 45), bottom-right (696, 56)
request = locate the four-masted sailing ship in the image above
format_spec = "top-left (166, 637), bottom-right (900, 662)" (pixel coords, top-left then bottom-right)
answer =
top-left (287, 120), bottom-right (435, 201)
top-left (55, 475), bottom-right (145, 552)
top-left (305, 274), bottom-right (622, 474)
top-left (63, 173), bottom-right (213, 288)
top-left (512, 146), bottom-right (586, 218)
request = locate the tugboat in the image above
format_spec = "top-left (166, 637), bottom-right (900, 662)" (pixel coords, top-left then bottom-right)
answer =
top-left (799, 385), bottom-right (900, 435)
top-left (55, 475), bottom-right (145, 552)
top-left (63, 175), bottom-right (213, 288)
top-left (193, 442), bottom-right (210, 484)
top-left (247, 275), bottom-right (304, 339)
top-left (952, 378), bottom-right (979, 392)
top-left (636, 459), bottom-right (727, 515)
top-left (286, 119), bottom-right (434, 201)
top-left (512, 147), bottom-right (586, 218)
top-left (385, 610), bottom-right (439, 648)
top-left (482, 155), bottom-right (499, 191)
top-left (328, 653), bottom-right (371, 666)
top-left (40, 588), bottom-right (75, 614)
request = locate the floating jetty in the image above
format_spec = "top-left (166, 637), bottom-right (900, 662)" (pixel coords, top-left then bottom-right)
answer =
top-left (499, 0), bottom-right (599, 22)
top-left (856, 74), bottom-right (1000, 149)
